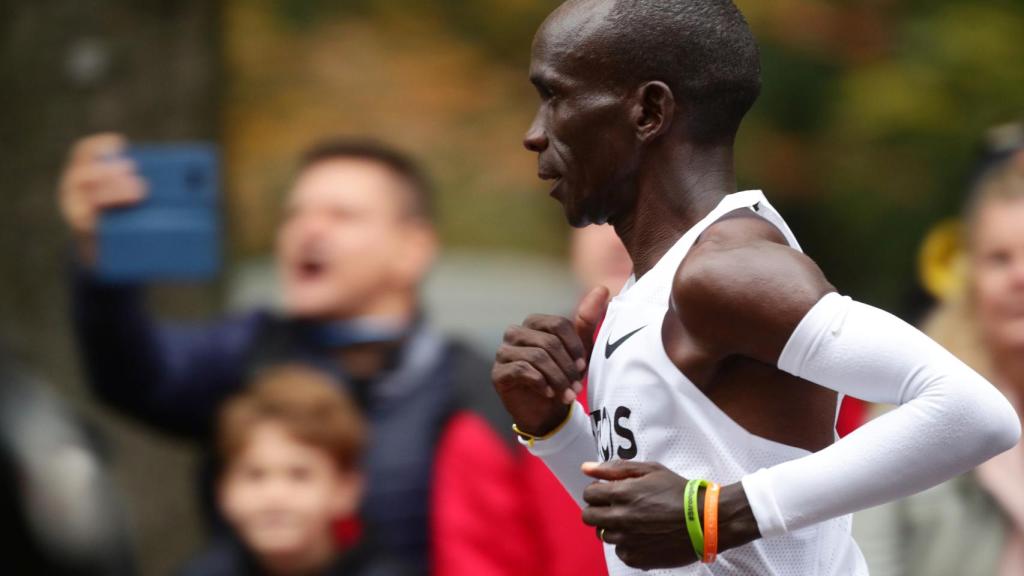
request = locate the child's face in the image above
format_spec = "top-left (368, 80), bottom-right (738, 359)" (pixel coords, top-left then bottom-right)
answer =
top-left (220, 421), bottom-right (362, 562)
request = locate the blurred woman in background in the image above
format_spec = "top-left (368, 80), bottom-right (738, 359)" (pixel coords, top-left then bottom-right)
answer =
top-left (856, 127), bottom-right (1024, 576)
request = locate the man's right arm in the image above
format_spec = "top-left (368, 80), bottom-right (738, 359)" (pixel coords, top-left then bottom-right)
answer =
top-left (491, 286), bottom-right (609, 505)
top-left (71, 266), bottom-right (260, 437)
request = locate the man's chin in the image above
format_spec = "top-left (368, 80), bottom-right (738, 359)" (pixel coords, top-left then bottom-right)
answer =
top-left (283, 292), bottom-right (345, 320)
top-left (564, 202), bottom-right (604, 228)
top-left (566, 212), bottom-right (594, 228)
top-left (557, 197), bottom-right (589, 228)
top-left (555, 189), bottom-right (605, 228)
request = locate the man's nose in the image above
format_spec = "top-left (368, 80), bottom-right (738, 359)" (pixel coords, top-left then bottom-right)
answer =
top-left (523, 116), bottom-right (548, 153)
top-left (297, 213), bottom-right (330, 237)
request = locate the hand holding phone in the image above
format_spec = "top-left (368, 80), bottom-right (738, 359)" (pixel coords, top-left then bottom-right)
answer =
top-left (57, 134), bottom-right (221, 281)
top-left (58, 133), bottom-right (147, 265)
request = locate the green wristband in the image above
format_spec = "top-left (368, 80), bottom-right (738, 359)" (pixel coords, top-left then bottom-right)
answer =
top-left (684, 478), bottom-right (708, 559)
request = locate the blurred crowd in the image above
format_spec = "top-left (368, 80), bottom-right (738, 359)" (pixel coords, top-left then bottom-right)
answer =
top-left (7, 121), bottom-right (1021, 576)
top-left (2, 4), bottom-right (1022, 574)
top-left (8, 133), bottom-right (638, 576)
top-left (854, 125), bottom-right (1024, 576)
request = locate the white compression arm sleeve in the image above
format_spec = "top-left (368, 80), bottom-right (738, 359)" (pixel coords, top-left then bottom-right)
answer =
top-left (521, 401), bottom-right (595, 508)
top-left (742, 292), bottom-right (1021, 538)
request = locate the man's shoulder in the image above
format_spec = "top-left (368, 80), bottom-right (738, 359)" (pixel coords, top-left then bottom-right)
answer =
top-left (677, 211), bottom-right (792, 286)
top-left (697, 209), bottom-right (791, 249)
top-left (674, 215), bottom-right (818, 308)
top-left (671, 214), bottom-right (833, 362)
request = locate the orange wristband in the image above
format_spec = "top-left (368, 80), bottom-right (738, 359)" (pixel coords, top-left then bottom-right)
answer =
top-left (702, 482), bottom-right (721, 563)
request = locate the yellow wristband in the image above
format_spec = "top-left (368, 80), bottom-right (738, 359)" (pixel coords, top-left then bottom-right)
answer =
top-left (512, 403), bottom-right (574, 448)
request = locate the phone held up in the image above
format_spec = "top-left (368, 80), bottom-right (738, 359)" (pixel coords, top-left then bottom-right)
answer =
top-left (96, 143), bottom-right (221, 282)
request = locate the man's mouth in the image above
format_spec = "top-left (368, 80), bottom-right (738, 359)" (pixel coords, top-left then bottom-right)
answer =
top-left (295, 258), bottom-right (326, 281)
top-left (538, 171), bottom-right (563, 196)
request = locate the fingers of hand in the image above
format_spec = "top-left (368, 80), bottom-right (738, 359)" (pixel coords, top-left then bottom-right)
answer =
top-left (575, 285), bottom-right (610, 340)
top-left (507, 323), bottom-right (581, 382)
top-left (70, 133), bottom-right (127, 164)
top-left (522, 314), bottom-right (587, 370)
top-left (491, 358), bottom-right (553, 398)
top-left (613, 529), bottom-right (695, 570)
top-left (499, 322), bottom-right (584, 401)
top-left (581, 459), bottom-right (662, 481)
top-left (584, 504), bottom-right (679, 537)
top-left (583, 478), bottom-right (620, 507)
top-left (597, 528), bottom-right (629, 545)
top-left (498, 346), bottom-right (569, 400)
top-left (582, 478), bottom-right (658, 530)
top-left (61, 157), bottom-right (145, 229)
top-left (582, 503), bottom-right (623, 530)
top-left (86, 161), bottom-right (146, 208)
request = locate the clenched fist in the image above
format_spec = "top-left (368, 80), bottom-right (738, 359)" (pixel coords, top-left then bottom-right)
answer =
top-left (492, 286), bottom-right (609, 436)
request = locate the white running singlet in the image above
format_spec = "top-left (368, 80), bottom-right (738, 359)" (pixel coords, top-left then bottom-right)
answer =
top-left (587, 190), bottom-right (868, 575)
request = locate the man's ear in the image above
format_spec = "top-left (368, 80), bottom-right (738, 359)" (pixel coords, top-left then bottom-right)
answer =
top-left (633, 81), bottom-right (675, 143)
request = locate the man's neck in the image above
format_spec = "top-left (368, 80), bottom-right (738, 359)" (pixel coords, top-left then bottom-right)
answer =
top-left (325, 291), bottom-right (417, 326)
top-left (612, 142), bottom-right (737, 278)
top-left (335, 339), bottom-right (405, 382)
top-left (314, 301), bottom-right (418, 381)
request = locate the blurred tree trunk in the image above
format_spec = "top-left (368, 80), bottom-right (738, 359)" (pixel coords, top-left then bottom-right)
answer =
top-left (0, 1), bottom-right (222, 574)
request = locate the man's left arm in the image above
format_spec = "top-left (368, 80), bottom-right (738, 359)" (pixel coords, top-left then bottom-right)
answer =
top-left (582, 226), bottom-right (1020, 567)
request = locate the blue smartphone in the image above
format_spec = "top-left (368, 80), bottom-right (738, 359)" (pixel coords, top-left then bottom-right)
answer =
top-left (96, 143), bottom-right (221, 281)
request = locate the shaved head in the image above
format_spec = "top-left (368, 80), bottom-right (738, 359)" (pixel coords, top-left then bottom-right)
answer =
top-left (524, 0), bottom-right (761, 226)
top-left (540, 0), bottom-right (761, 144)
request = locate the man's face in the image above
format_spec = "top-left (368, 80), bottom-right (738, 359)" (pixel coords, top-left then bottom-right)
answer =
top-left (220, 422), bottom-right (361, 562)
top-left (524, 2), bottom-right (640, 227)
top-left (276, 159), bottom-right (433, 320)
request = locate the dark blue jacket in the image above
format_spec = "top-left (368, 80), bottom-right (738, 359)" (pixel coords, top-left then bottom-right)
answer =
top-left (71, 267), bottom-right (492, 574)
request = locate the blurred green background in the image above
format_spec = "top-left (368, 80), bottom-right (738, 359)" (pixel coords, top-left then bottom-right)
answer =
top-left (2, 1), bottom-right (1023, 574)
top-left (223, 0), bottom-right (1024, 308)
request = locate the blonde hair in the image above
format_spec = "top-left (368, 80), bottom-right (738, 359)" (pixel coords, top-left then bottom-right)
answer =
top-left (218, 365), bottom-right (367, 471)
top-left (923, 150), bottom-right (1024, 377)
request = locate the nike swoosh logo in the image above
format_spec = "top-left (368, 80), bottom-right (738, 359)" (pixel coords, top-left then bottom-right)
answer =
top-left (604, 325), bottom-right (647, 359)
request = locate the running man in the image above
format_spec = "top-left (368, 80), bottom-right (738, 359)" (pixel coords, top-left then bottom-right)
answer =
top-left (491, 1), bottom-right (1021, 574)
